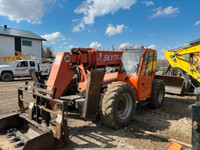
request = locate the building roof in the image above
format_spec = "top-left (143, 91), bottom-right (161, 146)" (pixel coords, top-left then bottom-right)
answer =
top-left (0, 26), bottom-right (46, 41)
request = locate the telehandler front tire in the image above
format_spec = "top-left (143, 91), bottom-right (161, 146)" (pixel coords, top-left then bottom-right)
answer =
top-left (100, 82), bottom-right (136, 129)
top-left (148, 79), bottom-right (165, 109)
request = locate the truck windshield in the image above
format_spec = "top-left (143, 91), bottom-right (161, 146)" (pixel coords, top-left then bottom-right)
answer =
top-left (120, 51), bottom-right (143, 75)
top-left (10, 61), bottom-right (19, 66)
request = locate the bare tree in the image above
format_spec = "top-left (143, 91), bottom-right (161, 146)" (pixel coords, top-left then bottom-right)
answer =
top-left (42, 46), bottom-right (54, 58)
top-left (156, 59), bottom-right (169, 69)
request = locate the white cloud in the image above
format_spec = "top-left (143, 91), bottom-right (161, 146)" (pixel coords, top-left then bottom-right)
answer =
top-left (134, 45), bottom-right (141, 49)
top-left (62, 42), bottom-right (67, 45)
top-left (142, 1), bottom-right (154, 7)
top-left (72, 23), bottom-right (85, 32)
top-left (89, 41), bottom-right (101, 49)
top-left (105, 24), bottom-right (127, 36)
top-left (41, 32), bottom-right (62, 44)
top-left (160, 49), bottom-right (165, 52)
top-left (73, 0), bottom-right (136, 31)
top-left (65, 45), bottom-right (74, 50)
top-left (148, 44), bottom-right (156, 49)
top-left (0, 0), bottom-right (56, 24)
top-left (41, 31), bottom-right (71, 51)
top-left (150, 6), bottom-right (179, 18)
top-left (194, 20), bottom-right (200, 26)
top-left (119, 43), bottom-right (133, 50)
top-left (72, 19), bottom-right (80, 22)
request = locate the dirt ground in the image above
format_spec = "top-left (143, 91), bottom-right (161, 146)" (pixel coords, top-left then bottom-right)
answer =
top-left (0, 78), bottom-right (195, 150)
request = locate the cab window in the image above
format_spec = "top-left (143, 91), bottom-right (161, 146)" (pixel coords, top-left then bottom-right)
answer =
top-left (120, 51), bottom-right (143, 75)
top-left (16, 61), bottom-right (28, 67)
top-left (140, 52), bottom-right (148, 76)
top-left (30, 61), bottom-right (35, 67)
top-left (152, 51), bottom-right (157, 72)
top-left (140, 51), bottom-right (154, 76)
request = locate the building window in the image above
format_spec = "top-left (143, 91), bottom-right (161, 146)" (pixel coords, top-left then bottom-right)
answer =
top-left (22, 40), bottom-right (32, 46)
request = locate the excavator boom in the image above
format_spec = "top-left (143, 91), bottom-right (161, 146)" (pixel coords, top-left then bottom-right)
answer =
top-left (164, 43), bottom-right (200, 84)
top-left (157, 39), bottom-right (200, 95)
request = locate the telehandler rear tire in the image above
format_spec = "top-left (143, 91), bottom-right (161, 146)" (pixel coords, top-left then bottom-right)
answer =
top-left (148, 79), bottom-right (165, 109)
top-left (100, 81), bottom-right (136, 129)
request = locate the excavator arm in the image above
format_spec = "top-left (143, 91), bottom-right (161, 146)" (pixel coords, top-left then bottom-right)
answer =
top-left (164, 41), bottom-right (200, 86)
top-left (156, 39), bottom-right (200, 95)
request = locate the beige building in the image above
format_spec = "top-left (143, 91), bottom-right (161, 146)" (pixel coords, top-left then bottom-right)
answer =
top-left (0, 25), bottom-right (46, 64)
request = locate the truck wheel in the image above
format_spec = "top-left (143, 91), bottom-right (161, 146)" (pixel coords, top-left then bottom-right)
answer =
top-left (1, 72), bottom-right (13, 82)
top-left (100, 82), bottom-right (136, 129)
top-left (148, 79), bottom-right (165, 109)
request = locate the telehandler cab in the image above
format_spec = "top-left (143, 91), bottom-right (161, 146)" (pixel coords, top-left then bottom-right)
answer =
top-left (0, 47), bottom-right (164, 149)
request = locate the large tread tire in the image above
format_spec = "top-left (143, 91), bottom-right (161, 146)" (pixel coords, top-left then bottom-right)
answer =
top-left (148, 79), bottom-right (165, 109)
top-left (1, 72), bottom-right (13, 82)
top-left (100, 81), bottom-right (136, 129)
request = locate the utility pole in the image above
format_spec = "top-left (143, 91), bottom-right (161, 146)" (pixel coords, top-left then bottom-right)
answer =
top-left (112, 44), bottom-right (115, 51)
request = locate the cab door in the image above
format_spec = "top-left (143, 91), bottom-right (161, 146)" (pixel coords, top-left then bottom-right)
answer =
top-left (29, 61), bottom-right (37, 71)
top-left (137, 50), bottom-right (156, 100)
top-left (15, 61), bottom-right (30, 76)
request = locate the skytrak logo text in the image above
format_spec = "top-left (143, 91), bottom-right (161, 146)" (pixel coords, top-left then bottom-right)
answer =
top-left (103, 55), bottom-right (121, 61)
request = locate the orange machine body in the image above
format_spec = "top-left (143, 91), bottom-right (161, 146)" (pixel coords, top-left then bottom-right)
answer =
top-left (117, 48), bottom-right (156, 100)
top-left (47, 48), bottom-right (157, 107)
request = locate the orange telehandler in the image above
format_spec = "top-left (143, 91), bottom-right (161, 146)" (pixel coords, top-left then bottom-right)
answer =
top-left (0, 47), bottom-right (165, 149)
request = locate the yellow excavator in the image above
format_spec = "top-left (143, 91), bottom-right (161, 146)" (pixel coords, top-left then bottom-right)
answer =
top-left (0, 51), bottom-right (32, 63)
top-left (162, 38), bottom-right (200, 149)
top-left (156, 39), bottom-right (200, 95)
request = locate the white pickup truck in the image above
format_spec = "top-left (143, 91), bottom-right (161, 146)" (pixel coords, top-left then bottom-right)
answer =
top-left (0, 60), bottom-right (52, 81)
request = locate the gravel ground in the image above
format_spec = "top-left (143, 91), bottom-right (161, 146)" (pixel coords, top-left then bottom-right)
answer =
top-left (0, 78), bottom-right (195, 150)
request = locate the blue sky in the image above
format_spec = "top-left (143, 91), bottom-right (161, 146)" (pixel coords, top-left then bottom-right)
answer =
top-left (0, 0), bottom-right (200, 59)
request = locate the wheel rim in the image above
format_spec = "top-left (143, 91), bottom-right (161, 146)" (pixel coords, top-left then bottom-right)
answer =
top-left (4, 74), bottom-right (12, 81)
top-left (117, 93), bottom-right (132, 120)
top-left (158, 87), bottom-right (164, 104)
